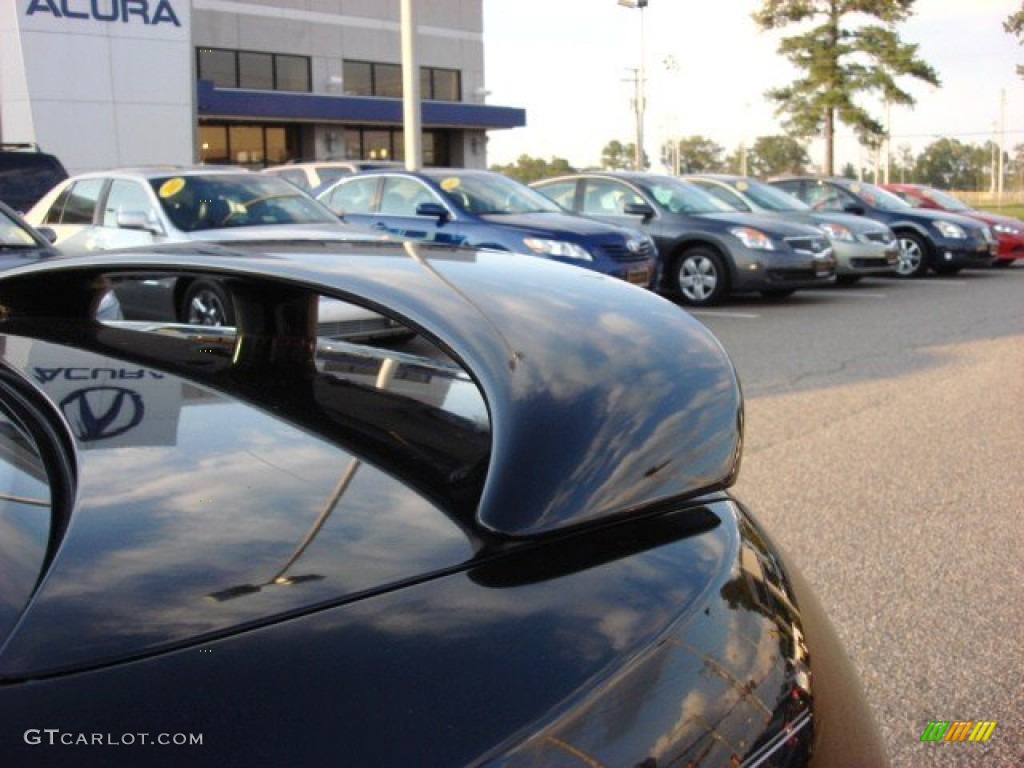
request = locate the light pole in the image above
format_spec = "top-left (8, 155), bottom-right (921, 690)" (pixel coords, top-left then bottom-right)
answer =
top-left (618, 0), bottom-right (647, 170)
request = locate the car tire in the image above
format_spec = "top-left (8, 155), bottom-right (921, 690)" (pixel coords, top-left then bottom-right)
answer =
top-left (180, 280), bottom-right (235, 327)
top-left (835, 274), bottom-right (862, 285)
top-left (894, 232), bottom-right (930, 277)
top-left (672, 247), bottom-right (728, 306)
top-left (993, 259), bottom-right (1013, 268)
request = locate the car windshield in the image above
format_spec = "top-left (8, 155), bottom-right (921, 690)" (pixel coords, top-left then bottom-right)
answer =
top-left (920, 187), bottom-right (972, 211)
top-left (0, 210), bottom-right (39, 247)
top-left (643, 178), bottom-right (734, 214)
top-left (846, 182), bottom-right (912, 212)
top-left (151, 174), bottom-right (339, 232)
top-left (431, 172), bottom-right (562, 215)
top-left (734, 179), bottom-right (811, 212)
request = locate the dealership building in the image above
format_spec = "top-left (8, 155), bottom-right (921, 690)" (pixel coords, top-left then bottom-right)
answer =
top-left (0, 0), bottom-right (525, 175)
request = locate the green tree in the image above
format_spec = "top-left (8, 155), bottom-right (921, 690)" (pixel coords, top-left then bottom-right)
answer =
top-left (489, 154), bottom-right (576, 184)
top-left (840, 161), bottom-right (858, 179)
top-left (1006, 2), bottom-right (1024, 77)
top-left (913, 139), bottom-right (989, 190)
top-left (661, 135), bottom-right (726, 174)
top-left (746, 135), bottom-right (810, 178)
top-left (753, 0), bottom-right (940, 175)
top-left (601, 140), bottom-right (647, 170)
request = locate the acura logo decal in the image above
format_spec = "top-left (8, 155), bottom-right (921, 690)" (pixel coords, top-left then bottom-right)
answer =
top-left (59, 387), bottom-right (145, 442)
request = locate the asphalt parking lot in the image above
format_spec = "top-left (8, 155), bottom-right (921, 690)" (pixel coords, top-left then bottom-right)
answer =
top-left (690, 267), bottom-right (1023, 767)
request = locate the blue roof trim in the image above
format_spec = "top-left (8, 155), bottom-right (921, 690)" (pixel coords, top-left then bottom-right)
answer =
top-left (196, 80), bottom-right (525, 130)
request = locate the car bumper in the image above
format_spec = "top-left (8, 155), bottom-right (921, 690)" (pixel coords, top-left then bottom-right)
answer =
top-left (994, 232), bottom-right (1024, 263)
top-left (932, 236), bottom-right (997, 269)
top-left (730, 246), bottom-right (837, 292)
top-left (833, 240), bottom-right (899, 275)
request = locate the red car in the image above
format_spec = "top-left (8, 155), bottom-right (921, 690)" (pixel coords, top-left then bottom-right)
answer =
top-left (883, 183), bottom-right (1022, 267)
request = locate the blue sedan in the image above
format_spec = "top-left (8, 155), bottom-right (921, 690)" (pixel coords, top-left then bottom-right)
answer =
top-left (316, 168), bottom-right (658, 288)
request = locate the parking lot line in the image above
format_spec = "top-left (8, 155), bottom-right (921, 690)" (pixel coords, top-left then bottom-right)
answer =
top-left (804, 291), bottom-right (888, 300)
top-left (688, 310), bottom-right (761, 319)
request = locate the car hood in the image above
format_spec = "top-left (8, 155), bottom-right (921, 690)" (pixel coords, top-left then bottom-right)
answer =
top-left (697, 210), bottom-right (826, 236)
top-left (189, 222), bottom-right (377, 243)
top-left (885, 206), bottom-right (990, 231)
top-left (960, 209), bottom-right (1022, 229)
top-left (478, 211), bottom-right (638, 240)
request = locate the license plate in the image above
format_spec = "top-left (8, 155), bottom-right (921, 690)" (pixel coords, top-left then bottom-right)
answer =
top-left (627, 267), bottom-right (651, 285)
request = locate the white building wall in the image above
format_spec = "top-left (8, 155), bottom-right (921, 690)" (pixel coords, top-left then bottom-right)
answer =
top-left (1, 0), bottom-right (194, 175)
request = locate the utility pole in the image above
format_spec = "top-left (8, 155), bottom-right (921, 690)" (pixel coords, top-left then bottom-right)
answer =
top-left (400, 0), bottom-right (422, 170)
top-left (618, 0), bottom-right (647, 170)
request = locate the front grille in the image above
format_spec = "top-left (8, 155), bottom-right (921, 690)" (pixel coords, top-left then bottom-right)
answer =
top-left (598, 237), bottom-right (656, 262)
top-left (784, 236), bottom-right (830, 255)
top-left (850, 257), bottom-right (893, 268)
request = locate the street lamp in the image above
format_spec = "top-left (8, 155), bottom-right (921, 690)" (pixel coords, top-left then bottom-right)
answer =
top-left (618, 0), bottom-right (647, 170)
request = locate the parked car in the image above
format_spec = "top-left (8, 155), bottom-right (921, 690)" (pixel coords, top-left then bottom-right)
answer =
top-left (881, 182), bottom-right (1022, 267)
top-left (0, 142), bottom-right (68, 213)
top-left (685, 173), bottom-right (898, 283)
top-left (0, 198), bottom-right (121, 320)
top-left (768, 176), bottom-right (997, 277)
top-left (0, 198), bottom-right (60, 269)
top-left (22, 166), bottom-right (402, 337)
top-left (261, 159), bottom-right (403, 195)
top-left (0, 240), bottom-right (887, 767)
top-left (532, 172), bottom-right (836, 305)
top-left (316, 168), bottom-right (658, 288)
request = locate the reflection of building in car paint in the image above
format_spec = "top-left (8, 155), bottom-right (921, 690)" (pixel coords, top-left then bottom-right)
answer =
top-left (13, 330), bottom-right (476, 450)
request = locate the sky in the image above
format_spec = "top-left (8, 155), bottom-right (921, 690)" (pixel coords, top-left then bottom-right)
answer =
top-left (480, 0), bottom-right (1023, 174)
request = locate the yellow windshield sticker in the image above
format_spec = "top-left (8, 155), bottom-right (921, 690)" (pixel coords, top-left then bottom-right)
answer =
top-left (736, 180), bottom-right (749, 192)
top-left (440, 178), bottom-right (461, 191)
top-left (850, 183), bottom-right (861, 193)
top-left (159, 178), bottom-right (186, 198)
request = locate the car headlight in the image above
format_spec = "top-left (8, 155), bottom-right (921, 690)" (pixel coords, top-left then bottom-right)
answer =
top-left (993, 223), bottom-right (1023, 236)
top-left (522, 238), bottom-right (593, 261)
top-left (933, 220), bottom-right (966, 239)
top-left (817, 222), bottom-right (855, 242)
top-left (729, 227), bottom-right (776, 251)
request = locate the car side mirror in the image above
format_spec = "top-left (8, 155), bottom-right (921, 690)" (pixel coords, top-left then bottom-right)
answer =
top-left (36, 226), bottom-right (58, 244)
top-left (117, 210), bottom-right (164, 235)
top-left (623, 202), bottom-right (654, 219)
top-left (416, 202), bottom-right (450, 221)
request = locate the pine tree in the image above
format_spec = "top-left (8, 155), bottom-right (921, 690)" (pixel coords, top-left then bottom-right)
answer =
top-left (752, 0), bottom-right (939, 174)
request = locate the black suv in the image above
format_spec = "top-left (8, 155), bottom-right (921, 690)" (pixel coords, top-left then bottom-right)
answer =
top-left (0, 143), bottom-right (68, 213)
top-left (769, 176), bottom-right (996, 277)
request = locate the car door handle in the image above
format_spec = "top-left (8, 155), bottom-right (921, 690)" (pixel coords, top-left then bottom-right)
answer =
top-left (372, 222), bottom-right (389, 230)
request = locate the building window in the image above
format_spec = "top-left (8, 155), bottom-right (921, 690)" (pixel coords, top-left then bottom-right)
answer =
top-left (341, 128), bottom-right (448, 166)
top-left (342, 61), bottom-right (461, 102)
top-left (423, 68), bottom-right (461, 101)
top-left (199, 124), bottom-right (301, 168)
top-left (197, 48), bottom-right (311, 92)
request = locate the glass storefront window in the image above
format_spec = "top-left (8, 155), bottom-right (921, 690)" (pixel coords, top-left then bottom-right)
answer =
top-left (364, 131), bottom-right (392, 161)
top-left (229, 126), bottom-right (266, 166)
top-left (264, 127), bottom-right (290, 165)
top-left (199, 126), bottom-right (229, 164)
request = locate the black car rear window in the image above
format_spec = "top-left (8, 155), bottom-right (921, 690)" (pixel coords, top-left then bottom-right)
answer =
top-left (0, 154), bottom-right (68, 213)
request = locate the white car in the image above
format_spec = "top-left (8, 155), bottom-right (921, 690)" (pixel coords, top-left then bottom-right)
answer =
top-left (261, 160), bottom-right (402, 194)
top-left (25, 167), bottom-right (406, 339)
